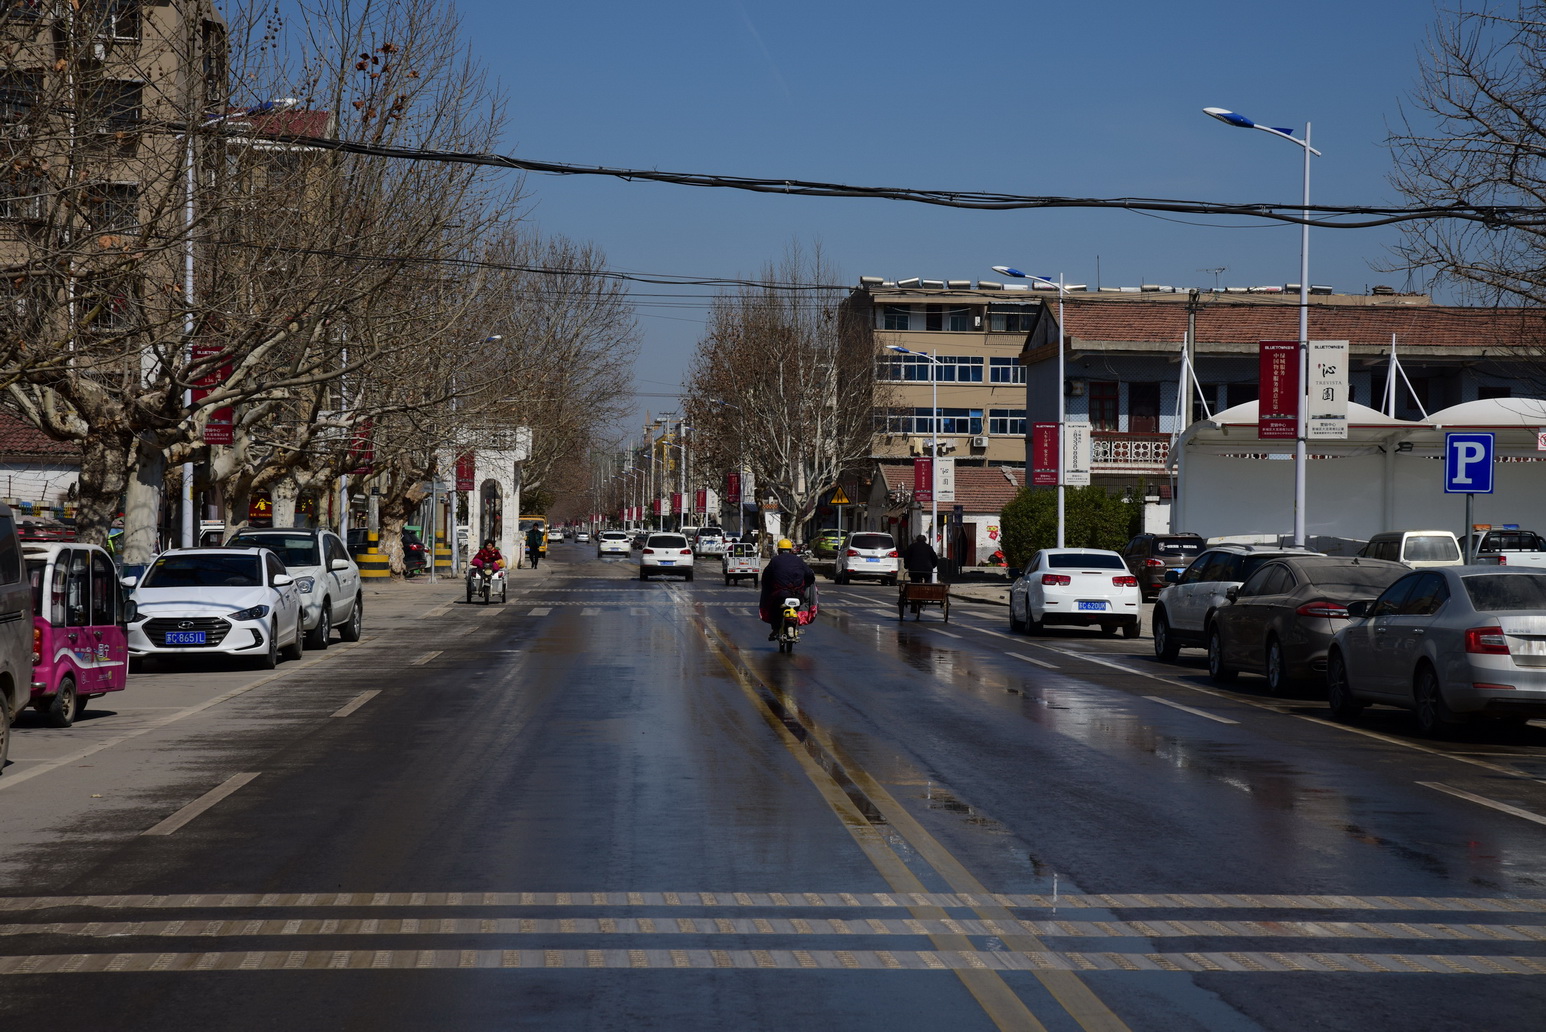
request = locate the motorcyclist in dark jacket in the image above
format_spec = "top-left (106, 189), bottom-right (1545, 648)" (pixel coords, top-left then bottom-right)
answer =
top-left (759, 538), bottom-right (815, 640)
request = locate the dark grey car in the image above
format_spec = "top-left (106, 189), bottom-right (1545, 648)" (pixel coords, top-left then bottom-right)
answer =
top-left (1208, 555), bottom-right (1408, 693)
top-left (1122, 533), bottom-right (1205, 599)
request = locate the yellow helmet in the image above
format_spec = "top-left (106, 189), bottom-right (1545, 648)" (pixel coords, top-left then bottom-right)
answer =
top-left (776, 538), bottom-right (795, 552)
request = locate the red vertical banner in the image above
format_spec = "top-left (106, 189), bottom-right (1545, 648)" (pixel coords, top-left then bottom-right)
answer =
top-left (726, 471), bottom-right (740, 508)
top-left (1031, 423), bottom-right (1060, 485)
top-left (345, 417), bottom-right (374, 475)
top-left (671, 491), bottom-right (683, 515)
top-left (694, 488), bottom-right (707, 515)
top-left (913, 458), bottom-right (933, 504)
top-left (190, 343), bottom-right (234, 444)
top-left (1258, 341), bottom-right (1299, 440)
top-left (454, 452), bottom-right (475, 491)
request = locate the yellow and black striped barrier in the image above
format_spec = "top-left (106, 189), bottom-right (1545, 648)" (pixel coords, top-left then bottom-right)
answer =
top-left (354, 529), bottom-right (392, 579)
top-left (434, 533), bottom-right (453, 574)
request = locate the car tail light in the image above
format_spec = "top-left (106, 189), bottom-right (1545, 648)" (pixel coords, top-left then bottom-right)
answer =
top-left (846, 549), bottom-right (859, 557)
top-left (1042, 574), bottom-right (1071, 586)
top-left (1473, 682), bottom-right (1516, 691)
top-left (887, 550), bottom-right (899, 558)
top-left (1144, 558), bottom-right (1166, 567)
top-left (1465, 626), bottom-right (1510, 654)
top-left (643, 548), bottom-right (655, 555)
top-left (680, 549), bottom-right (692, 556)
top-left (1113, 575), bottom-right (1138, 587)
top-left (31, 626), bottom-right (40, 665)
top-left (1296, 600), bottom-right (1350, 618)
top-left (1498, 555), bottom-right (1509, 566)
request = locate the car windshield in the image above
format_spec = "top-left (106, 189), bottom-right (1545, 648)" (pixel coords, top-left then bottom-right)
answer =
top-left (230, 533), bottom-right (318, 567)
top-left (850, 534), bottom-right (894, 550)
top-left (142, 553), bottom-right (262, 588)
top-left (1405, 535), bottom-right (1461, 562)
top-left (1464, 573), bottom-right (1546, 611)
top-left (650, 536), bottom-right (688, 548)
top-left (601, 532), bottom-right (627, 540)
top-left (1048, 553), bottom-right (1125, 570)
top-left (1154, 539), bottom-right (1203, 556)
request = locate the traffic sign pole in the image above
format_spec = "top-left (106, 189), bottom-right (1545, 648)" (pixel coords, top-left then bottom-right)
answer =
top-left (1445, 432), bottom-right (1495, 562)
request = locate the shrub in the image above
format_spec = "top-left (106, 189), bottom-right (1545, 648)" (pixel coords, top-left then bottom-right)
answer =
top-left (999, 485), bottom-right (1142, 570)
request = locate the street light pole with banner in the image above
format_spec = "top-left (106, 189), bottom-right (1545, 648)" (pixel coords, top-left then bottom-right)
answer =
top-left (1308, 340), bottom-right (1350, 440)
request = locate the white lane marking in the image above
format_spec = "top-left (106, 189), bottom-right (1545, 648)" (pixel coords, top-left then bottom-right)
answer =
top-left (425, 602), bottom-right (454, 618)
top-left (528, 607), bottom-right (552, 616)
top-left (581, 608), bottom-right (601, 616)
top-left (141, 772), bottom-right (261, 837)
top-left (1143, 696), bottom-right (1239, 726)
top-left (410, 651), bottom-right (441, 666)
top-left (331, 691), bottom-right (380, 718)
top-left (1006, 652), bottom-right (1058, 670)
top-left (933, 630), bottom-right (963, 639)
top-left (1419, 782), bottom-right (1546, 827)
top-left (731, 608), bottom-right (753, 617)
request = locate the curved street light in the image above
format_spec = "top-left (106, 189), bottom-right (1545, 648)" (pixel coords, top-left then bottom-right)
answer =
top-left (1204, 106), bottom-right (1320, 548)
top-left (991, 268), bottom-right (1068, 548)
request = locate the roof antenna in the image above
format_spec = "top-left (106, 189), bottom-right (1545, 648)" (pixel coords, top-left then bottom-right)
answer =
top-left (1200, 267), bottom-right (1227, 291)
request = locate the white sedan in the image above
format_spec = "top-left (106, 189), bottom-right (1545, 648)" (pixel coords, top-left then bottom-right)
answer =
top-left (126, 547), bottom-right (305, 669)
top-left (597, 531), bottom-right (631, 557)
top-left (1009, 548), bottom-right (1142, 638)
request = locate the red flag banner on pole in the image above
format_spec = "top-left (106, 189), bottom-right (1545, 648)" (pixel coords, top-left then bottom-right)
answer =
top-left (913, 458), bottom-right (933, 504)
top-left (454, 452), bottom-right (475, 491)
top-left (191, 343), bottom-right (234, 444)
top-left (1258, 341), bottom-right (1299, 440)
top-left (1031, 423), bottom-right (1060, 486)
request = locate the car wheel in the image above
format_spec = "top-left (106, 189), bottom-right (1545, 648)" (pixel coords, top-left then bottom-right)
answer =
top-left (1152, 609), bottom-right (1179, 661)
top-left (257, 624), bottom-right (279, 670)
top-left (1025, 606), bottom-right (1043, 635)
top-left (305, 603), bottom-right (331, 650)
top-left (1207, 627), bottom-right (1236, 683)
top-left (40, 676), bottom-right (78, 728)
top-left (1122, 619), bottom-right (1140, 639)
top-left (339, 597), bottom-right (363, 642)
top-left (465, 580), bottom-right (473, 603)
top-left (1414, 663), bottom-right (1456, 737)
top-left (282, 623), bottom-right (305, 661)
top-left (639, 569), bottom-right (649, 581)
top-left (1009, 597), bottom-right (1026, 634)
top-left (1264, 636), bottom-right (1294, 694)
top-left (685, 570), bottom-right (694, 582)
top-left (1326, 650), bottom-right (1364, 721)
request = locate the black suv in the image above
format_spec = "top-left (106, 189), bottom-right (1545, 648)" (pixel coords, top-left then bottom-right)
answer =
top-left (1121, 533), bottom-right (1205, 599)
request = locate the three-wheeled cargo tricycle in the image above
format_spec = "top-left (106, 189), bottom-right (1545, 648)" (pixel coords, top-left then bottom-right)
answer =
top-left (723, 542), bottom-right (760, 586)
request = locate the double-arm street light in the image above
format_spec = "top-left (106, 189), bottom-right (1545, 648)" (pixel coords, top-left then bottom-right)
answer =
top-left (991, 268), bottom-right (1069, 548)
top-left (1204, 106), bottom-right (1320, 548)
top-left (886, 344), bottom-right (939, 573)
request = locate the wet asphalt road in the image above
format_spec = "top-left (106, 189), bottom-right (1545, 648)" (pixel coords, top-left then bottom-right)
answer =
top-left (2, 543), bottom-right (1545, 1030)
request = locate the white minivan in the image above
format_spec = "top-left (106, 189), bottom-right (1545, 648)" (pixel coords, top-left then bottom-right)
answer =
top-left (1357, 531), bottom-right (1464, 569)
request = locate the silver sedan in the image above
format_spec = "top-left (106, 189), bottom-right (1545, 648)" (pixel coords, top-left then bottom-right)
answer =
top-left (1326, 566), bottom-right (1546, 735)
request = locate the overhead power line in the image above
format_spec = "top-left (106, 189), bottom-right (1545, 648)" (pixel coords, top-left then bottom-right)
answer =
top-left (177, 121), bottom-right (1546, 229)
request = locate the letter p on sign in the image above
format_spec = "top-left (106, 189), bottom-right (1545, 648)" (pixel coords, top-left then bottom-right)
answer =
top-left (1445, 432), bottom-right (1495, 494)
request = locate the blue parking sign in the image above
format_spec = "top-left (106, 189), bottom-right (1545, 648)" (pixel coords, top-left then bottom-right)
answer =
top-left (1445, 432), bottom-right (1495, 494)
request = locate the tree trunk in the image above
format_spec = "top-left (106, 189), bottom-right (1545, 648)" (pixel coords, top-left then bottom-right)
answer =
top-left (75, 433), bottom-right (132, 548)
top-left (120, 434), bottom-right (166, 568)
top-left (379, 510), bottom-right (407, 574)
top-left (270, 476), bottom-right (299, 527)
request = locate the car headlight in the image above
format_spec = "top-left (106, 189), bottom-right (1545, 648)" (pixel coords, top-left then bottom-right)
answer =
top-left (295, 576), bottom-right (316, 593)
top-left (229, 604), bottom-right (271, 622)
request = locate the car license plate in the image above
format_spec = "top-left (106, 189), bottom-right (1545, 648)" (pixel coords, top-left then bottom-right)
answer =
top-left (1512, 637), bottom-right (1546, 655)
top-left (864, 557), bottom-right (879, 563)
top-left (165, 631), bottom-right (206, 645)
top-left (659, 560), bottom-right (674, 566)
top-left (1076, 601), bottom-right (1108, 611)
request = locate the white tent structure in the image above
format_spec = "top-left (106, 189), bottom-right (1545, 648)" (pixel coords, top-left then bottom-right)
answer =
top-left (1169, 398), bottom-right (1546, 552)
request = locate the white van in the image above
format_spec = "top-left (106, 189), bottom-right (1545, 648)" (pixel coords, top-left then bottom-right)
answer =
top-left (1356, 530), bottom-right (1464, 568)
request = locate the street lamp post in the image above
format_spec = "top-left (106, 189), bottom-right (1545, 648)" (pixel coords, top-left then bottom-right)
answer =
top-left (180, 98), bottom-right (297, 548)
top-left (1204, 106), bottom-right (1320, 548)
top-left (992, 268), bottom-right (1068, 548)
top-left (886, 345), bottom-right (939, 577)
top-left (709, 399), bottom-right (745, 538)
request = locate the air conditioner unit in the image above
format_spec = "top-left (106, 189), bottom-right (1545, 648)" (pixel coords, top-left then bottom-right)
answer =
top-left (970, 435), bottom-right (989, 448)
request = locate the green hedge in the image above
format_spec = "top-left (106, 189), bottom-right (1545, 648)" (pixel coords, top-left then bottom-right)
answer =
top-left (999, 485), bottom-right (1142, 571)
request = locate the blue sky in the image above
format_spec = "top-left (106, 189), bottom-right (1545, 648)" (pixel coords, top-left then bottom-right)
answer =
top-left (453, 0), bottom-right (1450, 417)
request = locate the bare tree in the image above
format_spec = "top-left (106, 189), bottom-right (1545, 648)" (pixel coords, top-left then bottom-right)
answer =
top-left (682, 244), bottom-right (879, 543)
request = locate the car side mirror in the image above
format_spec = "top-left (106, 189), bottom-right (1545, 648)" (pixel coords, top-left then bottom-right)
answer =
top-left (273, 574), bottom-right (295, 587)
top-left (1164, 569), bottom-right (1180, 584)
top-left (120, 574), bottom-right (139, 589)
top-left (330, 558), bottom-right (352, 572)
top-left (121, 599), bottom-right (138, 624)
top-left (1224, 586), bottom-right (1240, 603)
top-left (1346, 599), bottom-right (1372, 618)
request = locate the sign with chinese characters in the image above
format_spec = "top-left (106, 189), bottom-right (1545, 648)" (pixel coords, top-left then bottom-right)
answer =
top-left (1031, 423), bottom-right (1059, 486)
top-left (1308, 340), bottom-right (1349, 440)
top-left (1258, 340), bottom-right (1299, 440)
top-left (191, 343), bottom-right (234, 444)
top-left (934, 457), bottom-right (956, 503)
top-left (1062, 419), bottom-right (1092, 486)
top-left (454, 452), bottom-right (475, 492)
top-left (913, 458), bottom-right (932, 504)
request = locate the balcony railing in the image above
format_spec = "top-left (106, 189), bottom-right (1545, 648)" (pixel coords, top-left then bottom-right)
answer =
top-left (1092, 432), bottom-right (1170, 470)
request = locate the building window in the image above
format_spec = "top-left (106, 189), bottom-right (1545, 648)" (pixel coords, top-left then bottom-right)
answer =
top-left (988, 408), bottom-right (1026, 435)
top-left (989, 357), bottom-right (1026, 384)
top-left (85, 80), bottom-right (142, 133)
top-left (1230, 383), bottom-right (1258, 407)
top-left (1196, 382), bottom-right (1225, 415)
top-left (876, 352), bottom-right (930, 382)
top-left (1090, 381), bottom-right (1119, 431)
top-left (1479, 384), bottom-right (1511, 400)
top-left (94, 0), bottom-right (141, 40)
top-left (83, 278), bottom-right (138, 333)
top-left (948, 307), bottom-right (973, 331)
top-left (925, 304), bottom-right (943, 332)
top-left (82, 182), bottom-right (138, 233)
top-left (0, 169), bottom-right (45, 222)
top-left (916, 407), bottom-right (982, 435)
top-left (987, 304), bottom-right (1036, 333)
top-left (880, 305), bottom-right (912, 331)
top-left (0, 71), bottom-right (40, 124)
top-left (936, 356), bottom-right (983, 382)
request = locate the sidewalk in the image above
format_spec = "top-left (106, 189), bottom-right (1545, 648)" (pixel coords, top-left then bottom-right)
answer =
top-left (944, 573), bottom-right (1013, 607)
